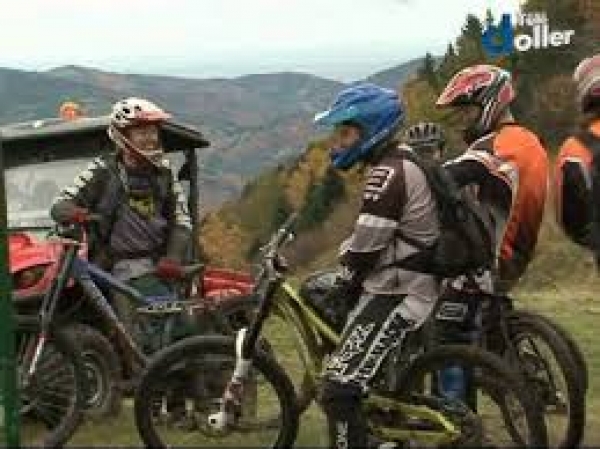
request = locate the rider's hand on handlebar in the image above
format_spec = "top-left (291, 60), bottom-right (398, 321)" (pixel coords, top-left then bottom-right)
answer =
top-left (67, 207), bottom-right (92, 224)
top-left (156, 257), bottom-right (185, 280)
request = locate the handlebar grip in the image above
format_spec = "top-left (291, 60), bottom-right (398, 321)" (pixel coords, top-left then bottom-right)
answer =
top-left (86, 213), bottom-right (103, 223)
top-left (271, 213), bottom-right (298, 249)
top-left (281, 212), bottom-right (298, 233)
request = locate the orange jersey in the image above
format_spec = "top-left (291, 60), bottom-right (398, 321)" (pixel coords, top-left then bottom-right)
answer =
top-left (447, 124), bottom-right (549, 281)
top-left (493, 125), bottom-right (549, 266)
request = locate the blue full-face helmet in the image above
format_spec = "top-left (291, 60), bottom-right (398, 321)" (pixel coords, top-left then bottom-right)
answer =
top-left (314, 83), bottom-right (405, 170)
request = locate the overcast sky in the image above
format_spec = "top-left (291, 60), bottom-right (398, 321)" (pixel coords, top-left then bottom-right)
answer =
top-left (2, 0), bottom-right (522, 80)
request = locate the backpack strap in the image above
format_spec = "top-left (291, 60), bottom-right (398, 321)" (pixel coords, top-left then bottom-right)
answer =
top-left (397, 148), bottom-right (462, 206)
top-left (377, 149), bottom-right (437, 272)
top-left (382, 149), bottom-right (494, 275)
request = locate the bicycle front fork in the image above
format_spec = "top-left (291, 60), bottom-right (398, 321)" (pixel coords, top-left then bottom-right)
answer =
top-left (208, 328), bottom-right (254, 430)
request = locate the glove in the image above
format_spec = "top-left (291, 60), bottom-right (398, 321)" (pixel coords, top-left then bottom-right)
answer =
top-left (321, 270), bottom-right (363, 331)
top-left (156, 257), bottom-right (185, 280)
top-left (67, 207), bottom-right (91, 224)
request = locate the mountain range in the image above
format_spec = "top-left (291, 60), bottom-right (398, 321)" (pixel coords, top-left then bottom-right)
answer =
top-left (0, 58), bottom-right (423, 208)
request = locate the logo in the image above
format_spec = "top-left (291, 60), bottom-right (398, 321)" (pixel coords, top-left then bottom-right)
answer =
top-left (325, 323), bottom-right (375, 377)
top-left (364, 166), bottom-right (395, 201)
top-left (336, 422), bottom-right (349, 449)
top-left (435, 301), bottom-right (469, 322)
top-left (482, 12), bottom-right (575, 57)
top-left (128, 192), bottom-right (156, 217)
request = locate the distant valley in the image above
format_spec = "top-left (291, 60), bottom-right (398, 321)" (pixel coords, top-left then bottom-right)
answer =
top-left (0, 58), bottom-right (423, 209)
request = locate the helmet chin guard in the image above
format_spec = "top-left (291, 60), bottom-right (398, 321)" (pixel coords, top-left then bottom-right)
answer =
top-left (108, 97), bottom-right (170, 167)
top-left (108, 124), bottom-right (163, 168)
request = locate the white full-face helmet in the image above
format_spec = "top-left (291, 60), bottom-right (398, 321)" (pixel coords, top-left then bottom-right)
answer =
top-left (108, 97), bottom-right (171, 167)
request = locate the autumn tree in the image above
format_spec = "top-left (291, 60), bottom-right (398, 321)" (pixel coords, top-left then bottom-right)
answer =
top-left (298, 168), bottom-right (345, 231)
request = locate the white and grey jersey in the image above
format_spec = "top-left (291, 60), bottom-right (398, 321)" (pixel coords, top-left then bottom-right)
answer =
top-left (341, 146), bottom-right (441, 309)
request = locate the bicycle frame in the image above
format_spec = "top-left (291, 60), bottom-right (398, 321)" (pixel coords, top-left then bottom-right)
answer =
top-left (30, 234), bottom-right (181, 377)
top-left (253, 278), bottom-right (462, 445)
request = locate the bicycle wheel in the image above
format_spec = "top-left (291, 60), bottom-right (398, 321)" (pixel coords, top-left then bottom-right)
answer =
top-left (16, 316), bottom-right (83, 448)
top-left (391, 344), bottom-right (548, 448)
top-left (295, 372), bottom-right (317, 415)
top-left (503, 311), bottom-right (585, 449)
top-left (134, 335), bottom-right (298, 448)
top-left (513, 309), bottom-right (588, 392)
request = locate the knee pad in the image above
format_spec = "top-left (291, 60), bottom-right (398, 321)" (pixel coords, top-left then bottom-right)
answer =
top-left (320, 379), bottom-right (363, 407)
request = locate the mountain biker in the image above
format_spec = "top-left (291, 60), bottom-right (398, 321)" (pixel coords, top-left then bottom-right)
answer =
top-left (555, 53), bottom-right (600, 259)
top-left (432, 65), bottom-right (549, 400)
top-left (436, 64), bottom-right (549, 294)
top-left (50, 97), bottom-right (192, 338)
top-left (314, 83), bottom-right (441, 449)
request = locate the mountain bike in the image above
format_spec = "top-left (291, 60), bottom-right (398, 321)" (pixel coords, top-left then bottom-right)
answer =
top-left (23, 217), bottom-right (256, 444)
top-left (428, 286), bottom-right (585, 449)
top-left (134, 214), bottom-right (548, 448)
top-left (295, 269), bottom-right (585, 449)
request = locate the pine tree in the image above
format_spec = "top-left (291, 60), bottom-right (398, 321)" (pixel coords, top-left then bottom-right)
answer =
top-left (485, 8), bottom-right (495, 27)
top-left (419, 52), bottom-right (439, 88)
top-left (298, 168), bottom-right (345, 231)
top-left (463, 14), bottom-right (484, 40)
top-left (438, 43), bottom-right (458, 83)
top-left (456, 14), bottom-right (486, 65)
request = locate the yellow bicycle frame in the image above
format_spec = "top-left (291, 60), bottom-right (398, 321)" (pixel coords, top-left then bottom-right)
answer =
top-left (271, 280), bottom-right (461, 446)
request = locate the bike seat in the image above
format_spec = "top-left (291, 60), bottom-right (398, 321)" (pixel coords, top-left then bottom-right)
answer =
top-left (152, 263), bottom-right (204, 282)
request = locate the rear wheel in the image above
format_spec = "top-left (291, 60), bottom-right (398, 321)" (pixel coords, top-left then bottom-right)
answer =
top-left (389, 344), bottom-right (548, 448)
top-left (16, 316), bottom-right (83, 448)
top-left (502, 312), bottom-right (585, 449)
top-left (65, 323), bottom-right (122, 419)
top-left (134, 335), bottom-right (299, 448)
top-left (513, 310), bottom-right (588, 392)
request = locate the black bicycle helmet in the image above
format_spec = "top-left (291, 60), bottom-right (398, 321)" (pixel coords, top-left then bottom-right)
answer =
top-left (404, 122), bottom-right (446, 150)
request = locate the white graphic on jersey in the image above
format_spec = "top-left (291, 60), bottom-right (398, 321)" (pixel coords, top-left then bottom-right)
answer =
top-left (364, 166), bottom-right (395, 201)
top-left (326, 323), bottom-right (375, 376)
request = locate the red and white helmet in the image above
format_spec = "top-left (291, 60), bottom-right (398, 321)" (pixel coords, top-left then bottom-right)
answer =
top-left (573, 54), bottom-right (600, 113)
top-left (436, 64), bottom-right (515, 142)
top-left (110, 97), bottom-right (170, 129)
top-left (108, 97), bottom-right (171, 166)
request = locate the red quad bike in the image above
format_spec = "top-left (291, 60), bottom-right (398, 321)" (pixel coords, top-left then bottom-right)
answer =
top-left (3, 114), bottom-right (255, 421)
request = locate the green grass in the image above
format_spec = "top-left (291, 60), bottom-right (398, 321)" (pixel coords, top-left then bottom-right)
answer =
top-left (58, 281), bottom-right (599, 447)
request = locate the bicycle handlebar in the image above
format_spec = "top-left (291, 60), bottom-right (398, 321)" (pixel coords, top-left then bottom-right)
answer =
top-left (86, 213), bottom-right (104, 223)
top-left (263, 213), bottom-right (298, 257)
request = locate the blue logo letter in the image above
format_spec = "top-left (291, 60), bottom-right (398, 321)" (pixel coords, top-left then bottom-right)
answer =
top-left (482, 14), bottom-right (514, 57)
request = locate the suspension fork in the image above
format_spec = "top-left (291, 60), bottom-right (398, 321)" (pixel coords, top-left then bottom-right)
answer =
top-left (27, 246), bottom-right (78, 380)
top-left (486, 296), bottom-right (519, 362)
top-left (208, 279), bottom-right (280, 430)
